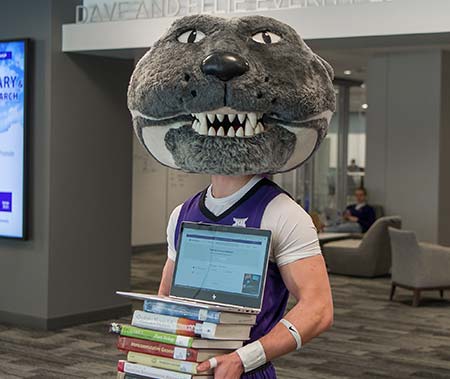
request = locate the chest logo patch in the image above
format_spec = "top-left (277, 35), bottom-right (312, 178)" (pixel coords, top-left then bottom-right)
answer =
top-left (232, 217), bottom-right (248, 227)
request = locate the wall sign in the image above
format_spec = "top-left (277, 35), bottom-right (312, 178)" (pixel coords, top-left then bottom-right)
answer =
top-left (76, 0), bottom-right (393, 23)
top-left (0, 39), bottom-right (28, 239)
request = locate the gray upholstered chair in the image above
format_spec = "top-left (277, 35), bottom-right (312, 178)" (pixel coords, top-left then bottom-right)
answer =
top-left (372, 204), bottom-right (385, 220)
top-left (388, 228), bottom-right (450, 306)
top-left (322, 216), bottom-right (402, 277)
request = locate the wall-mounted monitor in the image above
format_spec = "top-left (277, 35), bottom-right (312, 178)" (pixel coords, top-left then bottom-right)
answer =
top-left (0, 39), bottom-right (28, 239)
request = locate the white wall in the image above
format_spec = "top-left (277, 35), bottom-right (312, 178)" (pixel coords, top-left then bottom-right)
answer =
top-left (132, 135), bottom-right (210, 246)
top-left (132, 135), bottom-right (168, 246)
top-left (366, 50), bottom-right (444, 243)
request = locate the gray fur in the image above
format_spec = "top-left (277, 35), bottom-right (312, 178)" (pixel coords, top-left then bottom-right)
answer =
top-left (165, 123), bottom-right (296, 175)
top-left (128, 14), bottom-right (336, 175)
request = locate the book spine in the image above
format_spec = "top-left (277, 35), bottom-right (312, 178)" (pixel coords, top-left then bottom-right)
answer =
top-left (117, 336), bottom-right (199, 362)
top-left (111, 323), bottom-right (193, 348)
top-left (118, 360), bottom-right (192, 379)
top-left (128, 351), bottom-right (198, 374)
top-left (143, 300), bottom-right (220, 323)
top-left (124, 374), bottom-right (148, 379)
top-left (132, 310), bottom-right (201, 337)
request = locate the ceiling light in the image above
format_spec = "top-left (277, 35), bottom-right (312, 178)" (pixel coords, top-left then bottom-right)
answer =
top-left (344, 70), bottom-right (352, 75)
top-left (362, 104), bottom-right (368, 110)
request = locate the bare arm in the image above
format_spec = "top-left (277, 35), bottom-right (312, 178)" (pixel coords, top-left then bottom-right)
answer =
top-left (261, 254), bottom-right (333, 359)
top-left (198, 254), bottom-right (333, 377)
top-left (160, 204), bottom-right (182, 295)
top-left (158, 258), bottom-right (175, 296)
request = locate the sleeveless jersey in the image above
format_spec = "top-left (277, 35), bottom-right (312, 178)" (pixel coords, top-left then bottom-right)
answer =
top-left (173, 178), bottom-right (290, 345)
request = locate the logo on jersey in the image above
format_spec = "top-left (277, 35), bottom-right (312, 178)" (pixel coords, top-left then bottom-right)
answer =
top-left (232, 217), bottom-right (248, 227)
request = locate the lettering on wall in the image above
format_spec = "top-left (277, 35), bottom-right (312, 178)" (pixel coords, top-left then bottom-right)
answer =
top-left (76, 0), bottom-right (394, 23)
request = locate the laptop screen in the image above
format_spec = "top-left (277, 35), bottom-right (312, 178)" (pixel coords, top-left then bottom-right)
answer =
top-left (170, 222), bottom-right (271, 309)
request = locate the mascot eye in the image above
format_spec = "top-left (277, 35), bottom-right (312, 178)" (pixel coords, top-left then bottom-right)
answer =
top-left (178, 30), bottom-right (206, 44)
top-left (251, 31), bottom-right (281, 44)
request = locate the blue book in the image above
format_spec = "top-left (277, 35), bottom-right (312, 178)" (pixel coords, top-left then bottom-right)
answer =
top-left (143, 299), bottom-right (256, 325)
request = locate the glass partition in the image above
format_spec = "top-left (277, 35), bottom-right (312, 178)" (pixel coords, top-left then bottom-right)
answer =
top-left (346, 85), bottom-right (367, 204)
top-left (275, 80), bottom-right (367, 221)
top-left (311, 86), bottom-right (340, 213)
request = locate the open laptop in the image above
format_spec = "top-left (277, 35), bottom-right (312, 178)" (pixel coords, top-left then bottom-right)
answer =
top-left (117, 221), bottom-right (271, 314)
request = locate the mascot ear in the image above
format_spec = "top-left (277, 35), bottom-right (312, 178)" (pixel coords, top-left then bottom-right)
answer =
top-left (315, 54), bottom-right (335, 81)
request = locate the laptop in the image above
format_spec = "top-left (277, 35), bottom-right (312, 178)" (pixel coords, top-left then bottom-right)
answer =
top-left (118, 221), bottom-right (272, 314)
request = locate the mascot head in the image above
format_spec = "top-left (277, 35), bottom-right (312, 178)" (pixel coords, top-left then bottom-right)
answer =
top-left (128, 15), bottom-right (336, 175)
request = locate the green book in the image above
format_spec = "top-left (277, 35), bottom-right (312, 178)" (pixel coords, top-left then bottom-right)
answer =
top-left (110, 323), bottom-right (193, 348)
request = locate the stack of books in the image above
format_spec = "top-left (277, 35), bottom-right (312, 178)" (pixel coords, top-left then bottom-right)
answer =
top-left (111, 297), bottom-right (256, 379)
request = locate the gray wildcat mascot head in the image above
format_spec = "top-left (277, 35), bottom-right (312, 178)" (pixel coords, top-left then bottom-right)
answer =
top-left (128, 15), bottom-right (335, 175)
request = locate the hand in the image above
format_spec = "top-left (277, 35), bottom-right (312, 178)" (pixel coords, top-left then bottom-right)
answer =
top-left (197, 352), bottom-right (244, 379)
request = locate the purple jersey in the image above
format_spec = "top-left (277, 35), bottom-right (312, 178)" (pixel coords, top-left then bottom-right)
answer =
top-left (174, 178), bottom-right (290, 378)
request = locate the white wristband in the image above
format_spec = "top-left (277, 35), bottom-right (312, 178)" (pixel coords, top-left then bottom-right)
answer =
top-left (208, 357), bottom-right (218, 369)
top-left (280, 318), bottom-right (302, 350)
top-left (236, 340), bottom-right (266, 373)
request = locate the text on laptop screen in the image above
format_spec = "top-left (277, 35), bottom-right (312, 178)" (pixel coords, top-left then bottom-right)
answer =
top-left (174, 226), bottom-right (269, 298)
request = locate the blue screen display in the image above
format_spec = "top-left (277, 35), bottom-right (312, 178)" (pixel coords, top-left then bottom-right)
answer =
top-left (174, 227), bottom-right (269, 298)
top-left (0, 40), bottom-right (26, 238)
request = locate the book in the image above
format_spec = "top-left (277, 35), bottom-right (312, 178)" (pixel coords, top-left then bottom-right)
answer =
top-left (132, 310), bottom-right (252, 340)
top-left (110, 323), bottom-right (245, 349)
top-left (143, 298), bottom-right (256, 325)
top-left (127, 351), bottom-right (212, 375)
top-left (132, 310), bottom-right (197, 337)
top-left (117, 336), bottom-right (230, 362)
top-left (118, 360), bottom-right (213, 379)
top-left (111, 323), bottom-right (193, 347)
top-left (117, 372), bottom-right (154, 379)
top-left (189, 338), bottom-right (244, 349)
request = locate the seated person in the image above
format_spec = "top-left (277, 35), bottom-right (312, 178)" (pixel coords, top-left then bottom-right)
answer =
top-left (323, 188), bottom-right (376, 233)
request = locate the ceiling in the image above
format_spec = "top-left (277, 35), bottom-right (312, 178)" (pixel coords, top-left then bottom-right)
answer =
top-left (309, 34), bottom-right (450, 113)
top-left (311, 32), bottom-right (450, 81)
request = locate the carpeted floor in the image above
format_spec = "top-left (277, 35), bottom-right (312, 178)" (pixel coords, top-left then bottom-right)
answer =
top-left (1, 250), bottom-right (450, 379)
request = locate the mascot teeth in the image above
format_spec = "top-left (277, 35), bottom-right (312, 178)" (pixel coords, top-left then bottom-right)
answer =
top-left (191, 111), bottom-right (263, 138)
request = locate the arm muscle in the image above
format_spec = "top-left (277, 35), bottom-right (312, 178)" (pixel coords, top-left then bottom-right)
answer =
top-left (260, 255), bottom-right (333, 360)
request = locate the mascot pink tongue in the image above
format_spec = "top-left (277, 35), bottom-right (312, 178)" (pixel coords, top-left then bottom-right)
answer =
top-left (127, 14), bottom-right (335, 379)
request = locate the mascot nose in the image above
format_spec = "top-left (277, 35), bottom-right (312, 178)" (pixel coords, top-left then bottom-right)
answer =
top-left (201, 52), bottom-right (249, 81)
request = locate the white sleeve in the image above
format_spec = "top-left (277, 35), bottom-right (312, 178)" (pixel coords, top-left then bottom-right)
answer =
top-left (167, 204), bottom-right (183, 261)
top-left (261, 194), bottom-right (321, 267)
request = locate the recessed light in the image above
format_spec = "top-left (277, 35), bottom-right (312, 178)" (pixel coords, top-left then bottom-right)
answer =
top-left (360, 83), bottom-right (366, 89)
top-left (344, 70), bottom-right (352, 75)
top-left (362, 104), bottom-right (368, 110)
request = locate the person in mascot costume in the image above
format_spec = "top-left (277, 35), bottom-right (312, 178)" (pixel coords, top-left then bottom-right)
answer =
top-left (128, 14), bottom-right (336, 379)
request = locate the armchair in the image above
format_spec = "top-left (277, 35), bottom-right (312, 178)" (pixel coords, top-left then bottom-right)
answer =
top-left (388, 228), bottom-right (450, 306)
top-left (322, 216), bottom-right (402, 277)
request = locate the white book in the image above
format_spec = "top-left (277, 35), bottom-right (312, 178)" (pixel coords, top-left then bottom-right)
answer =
top-left (120, 360), bottom-right (189, 379)
top-left (118, 360), bottom-right (213, 379)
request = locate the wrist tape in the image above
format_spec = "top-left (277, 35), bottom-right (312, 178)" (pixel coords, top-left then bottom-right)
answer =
top-left (236, 340), bottom-right (266, 373)
top-left (280, 318), bottom-right (302, 350)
